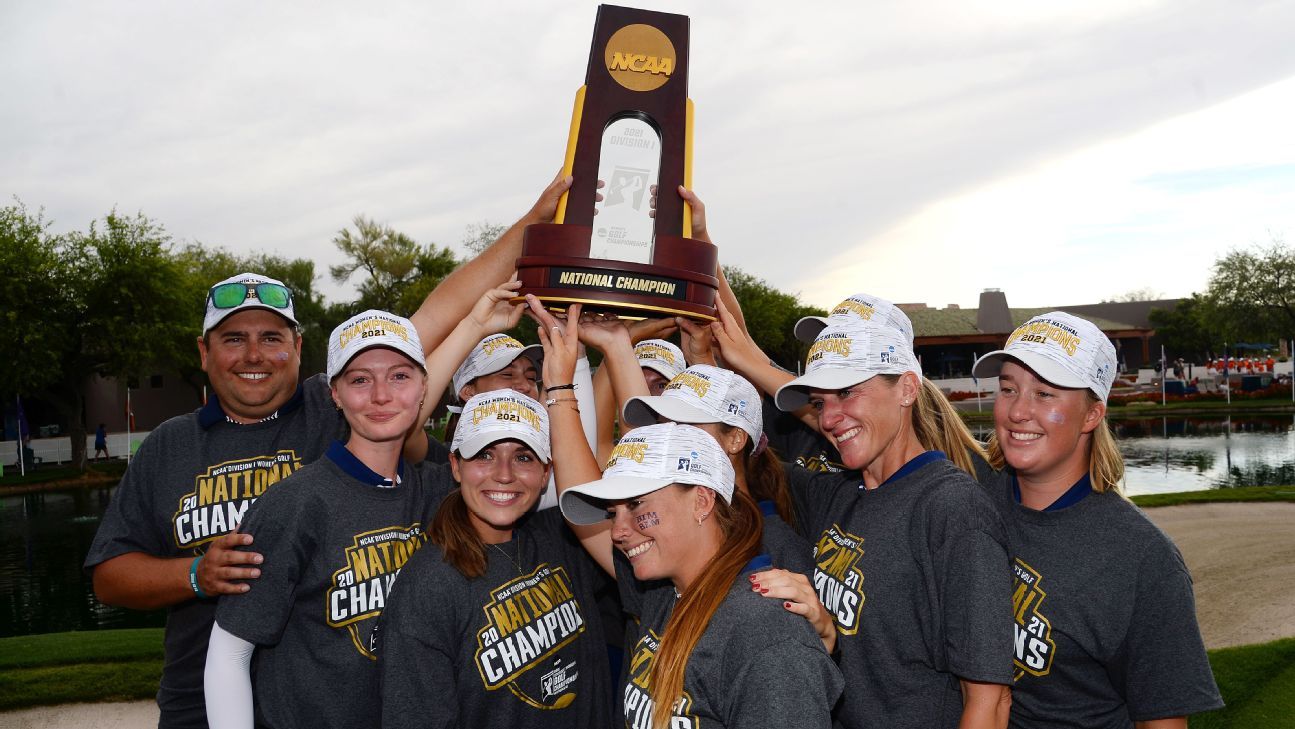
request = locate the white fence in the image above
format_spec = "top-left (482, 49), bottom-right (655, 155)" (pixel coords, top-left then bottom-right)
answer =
top-left (1, 431), bottom-right (152, 467)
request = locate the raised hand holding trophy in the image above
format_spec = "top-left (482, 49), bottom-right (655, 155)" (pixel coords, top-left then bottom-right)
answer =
top-left (515, 5), bottom-right (718, 320)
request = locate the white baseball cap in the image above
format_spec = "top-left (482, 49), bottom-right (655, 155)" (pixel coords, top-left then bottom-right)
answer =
top-left (972, 311), bottom-right (1118, 402)
top-left (327, 310), bottom-right (426, 381)
top-left (451, 389), bottom-right (552, 464)
top-left (451, 334), bottom-right (543, 401)
top-left (622, 365), bottom-right (762, 444)
top-left (776, 318), bottom-right (922, 411)
top-left (794, 293), bottom-right (914, 346)
top-left (559, 422), bottom-right (735, 526)
top-left (635, 339), bottom-right (686, 382)
top-left (203, 272), bottom-right (299, 335)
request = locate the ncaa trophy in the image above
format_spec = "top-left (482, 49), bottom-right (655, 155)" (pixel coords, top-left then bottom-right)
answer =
top-left (515, 4), bottom-right (719, 320)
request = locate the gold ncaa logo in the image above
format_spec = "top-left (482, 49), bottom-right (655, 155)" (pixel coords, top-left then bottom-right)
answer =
top-left (604, 24), bottom-right (675, 92)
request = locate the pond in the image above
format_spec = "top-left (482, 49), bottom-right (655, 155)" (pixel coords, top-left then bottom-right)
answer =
top-left (4, 414), bottom-right (1294, 636)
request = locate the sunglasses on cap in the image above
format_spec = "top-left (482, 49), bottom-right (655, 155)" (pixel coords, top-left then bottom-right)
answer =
top-left (208, 282), bottom-right (293, 310)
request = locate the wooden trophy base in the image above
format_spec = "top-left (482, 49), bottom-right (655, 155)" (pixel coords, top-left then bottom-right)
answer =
top-left (515, 223), bottom-right (718, 321)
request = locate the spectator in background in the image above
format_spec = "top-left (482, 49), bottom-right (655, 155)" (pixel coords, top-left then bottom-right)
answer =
top-left (94, 423), bottom-right (110, 461)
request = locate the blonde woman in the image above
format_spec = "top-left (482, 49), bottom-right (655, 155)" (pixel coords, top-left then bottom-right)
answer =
top-left (972, 313), bottom-right (1221, 729)
top-left (765, 316), bottom-right (1014, 729)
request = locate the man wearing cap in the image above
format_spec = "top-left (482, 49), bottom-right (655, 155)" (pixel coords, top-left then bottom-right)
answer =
top-left (84, 173), bottom-right (573, 729)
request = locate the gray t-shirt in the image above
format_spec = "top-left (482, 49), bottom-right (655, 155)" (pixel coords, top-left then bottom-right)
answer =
top-left (788, 452), bottom-right (1014, 729)
top-left (982, 470), bottom-right (1224, 727)
top-left (214, 450), bottom-right (455, 729)
top-left (84, 374), bottom-right (341, 729)
top-left (619, 557), bottom-right (844, 729)
top-left (375, 507), bottom-right (612, 729)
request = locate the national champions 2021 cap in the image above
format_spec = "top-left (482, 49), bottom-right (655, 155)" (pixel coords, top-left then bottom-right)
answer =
top-left (327, 310), bottom-right (426, 381)
top-left (622, 364), bottom-right (762, 444)
top-left (202, 272), bottom-right (299, 335)
top-left (559, 422), bottom-right (735, 526)
top-left (776, 318), bottom-right (922, 412)
top-left (794, 292), bottom-right (914, 346)
top-left (972, 311), bottom-right (1118, 402)
top-left (452, 334), bottom-right (544, 401)
top-left (634, 339), bottom-right (686, 382)
top-left (451, 389), bottom-right (552, 464)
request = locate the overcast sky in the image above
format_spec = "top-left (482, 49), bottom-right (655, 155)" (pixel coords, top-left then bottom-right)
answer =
top-left (5, 0), bottom-right (1295, 311)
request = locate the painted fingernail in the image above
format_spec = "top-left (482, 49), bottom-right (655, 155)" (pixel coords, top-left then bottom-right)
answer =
top-left (748, 575), bottom-right (756, 582)
top-left (760, 588), bottom-right (769, 594)
top-left (784, 601), bottom-right (792, 609)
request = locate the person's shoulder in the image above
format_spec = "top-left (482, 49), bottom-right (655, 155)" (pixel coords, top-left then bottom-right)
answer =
top-left (251, 458), bottom-right (339, 510)
top-left (709, 576), bottom-right (823, 651)
top-left (397, 538), bottom-right (457, 582)
top-left (910, 458), bottom-right (1006, 534)
top-left (1087, 491), bottom-right (1184, 562)
top-left (132, 410), bottom-right (202, 452)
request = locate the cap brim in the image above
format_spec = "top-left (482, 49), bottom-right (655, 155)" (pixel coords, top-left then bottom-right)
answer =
top-left (972, 350), bottom-right (1089, 390)
top-left (793, 316), bottom-right (829, 344)
top-left (559, 477), bottom-right (672, 525)
top-left (774, 369), bottom-right (876, 411)
top-left (454, 430), bottom-right (551, 464)
top-left (622, 396), bottom-right (715, 428)
top-left (206, 305), bottom-right (299, 334)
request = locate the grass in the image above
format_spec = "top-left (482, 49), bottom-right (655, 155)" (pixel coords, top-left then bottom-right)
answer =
top-left (0, 627), bottom-right (1292, 723)
top-left (0, 629), bottom-right (163, 710)
top-left (1192, 638), bottom-right (1295, 728)
top-left (0, 461), bottom-right (126, 487)
top-left (1130, 485), bottom-right (1295, 509)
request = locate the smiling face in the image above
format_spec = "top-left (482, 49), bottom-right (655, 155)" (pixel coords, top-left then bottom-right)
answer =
top-left (606, 484), bottom-right (717, 588)
top-left (451, 440), bottom-right (551, 544)
top-left (331, 347), bottom-right (426, 445)
top-left (463, 357), bottom-right (540, 401)
top-left (199, 308), bottom-right (302, 423)
top-left (808, 373), bottom-right (916, 474)
top-left (994, 360), bottom-right (1104, 488)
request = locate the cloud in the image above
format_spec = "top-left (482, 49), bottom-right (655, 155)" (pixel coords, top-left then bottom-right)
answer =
top-left (3, 0), bottom-right (1295, 307)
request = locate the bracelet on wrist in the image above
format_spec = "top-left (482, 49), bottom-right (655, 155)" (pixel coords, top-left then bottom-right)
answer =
top-left (544, 397), bottom-right (579, 407)
top-left (546, 383), bottom-right (576, 392)
top-left (189, 555), bottom-right (209, 599)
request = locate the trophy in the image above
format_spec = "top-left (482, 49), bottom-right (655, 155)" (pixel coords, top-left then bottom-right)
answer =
top-left (515, 4), bottom-right (719, 320)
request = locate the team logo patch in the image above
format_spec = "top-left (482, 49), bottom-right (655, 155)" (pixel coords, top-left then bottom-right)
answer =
top-left (326, 524), bottom-right (429, 659)
top-left (172, 450), bottom-right (301, 550)
top-left (474, 564), bottom-right (586, 709)
top-left (812, 525), bottom-right (866, 635)
top-left (1011, 559), bottom-right (1056, 680)
top-left (623, 630), bottom-right (698, 729)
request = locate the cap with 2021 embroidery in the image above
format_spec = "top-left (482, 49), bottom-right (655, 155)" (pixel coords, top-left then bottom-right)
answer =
top-left (559, 422), bottom-right (735, 525)
top-left (776, 318), bottom-right (922, 412)
top-left (972, 311), bottom-right (1118, 402)
top-left (794, 292), bottom-right (914, 346)
top-left (451, 334), bottom-right (543, 400)
top-left (622, 364), bottom-right (761, 443)
top-left (451, 389), bottom-right (551, 464)
top-left (634, 339), bottom-right (686, 382)
top-left (327, 310), bottom-right (425, 381)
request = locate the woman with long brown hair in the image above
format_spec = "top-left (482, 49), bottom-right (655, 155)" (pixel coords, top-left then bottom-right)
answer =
top-left (375, 389), bottom-right (613, 728)
top-left (532, 299), bottom-right (842, 729)
top-left (972, 312), bottom-right (1220, 728)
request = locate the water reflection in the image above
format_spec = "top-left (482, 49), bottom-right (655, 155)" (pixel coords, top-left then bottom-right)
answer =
top-left (974, 415), bottom-right (1295, 495)
top-left (0, 486), bottom-right (164, 637)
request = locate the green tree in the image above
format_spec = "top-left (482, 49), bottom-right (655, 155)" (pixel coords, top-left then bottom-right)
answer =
top-left (722, 266), bottom-right (826, 371)
top-left (0, 202), bottom-right (73, 400)
top-left (1149, 294), bottom-right (1221, 361)
top-left (1205, 236), bottom-right (1295, 342)
top-left (329, 215), bottom-right (459, 316)
top-left (50, 212), bottom-right (192, 468)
